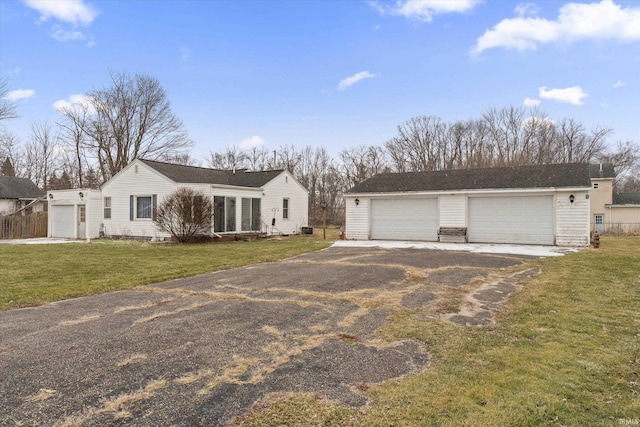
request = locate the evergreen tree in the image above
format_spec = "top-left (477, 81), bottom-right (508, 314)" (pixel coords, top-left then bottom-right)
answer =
top-left (1, 156), bottom-right (15, 176)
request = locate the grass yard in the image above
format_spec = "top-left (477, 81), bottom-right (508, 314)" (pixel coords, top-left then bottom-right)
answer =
top-left (234, 237), bottom-right (640, 426)
top-left (0, 234), bottom-right (332, 311)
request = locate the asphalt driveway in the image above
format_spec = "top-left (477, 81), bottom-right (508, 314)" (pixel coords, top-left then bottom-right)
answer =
top-left (0, 246), bottom-right (536, 426)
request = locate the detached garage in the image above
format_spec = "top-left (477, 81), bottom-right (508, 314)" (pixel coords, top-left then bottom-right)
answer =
top-left (345, 163), bottom-right (593, 247)
top-left (48, 189), bottom-right (102, 240)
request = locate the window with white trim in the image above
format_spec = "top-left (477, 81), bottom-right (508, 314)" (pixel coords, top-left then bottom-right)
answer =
top-left (283, 198), bottom-right (289, 219)
top-left (104, 197), bottom-right (111, 219)
top-left (594, 214), bottom-right (604, 225)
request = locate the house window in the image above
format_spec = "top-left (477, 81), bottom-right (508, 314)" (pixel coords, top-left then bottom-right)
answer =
top-left (594, 214), bottom-right (604, 225)
top-left (104, 197), bottom-right (111, 219)
top-left (593, 183), bottom-right (599, 189)
top-left (136, 196), bottom-right (153, 219)
top-left (214, 196), bottom-right (236, 232)
top-left (241, 198), bottom-right (261, 231)
top-left (226, 197), bottom-right (236, 232)
top-left (283, 198), bottom-right (289, 219)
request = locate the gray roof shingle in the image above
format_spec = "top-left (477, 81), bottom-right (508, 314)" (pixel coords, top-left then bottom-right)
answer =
top-left (139, 159), bottom-right (283, 188)
top-left (612, 193), bottom-right (640, 205)
top-left (0, 176), bottom-right (44, 199)
top-left (347, 163), bottom-right (597, 194)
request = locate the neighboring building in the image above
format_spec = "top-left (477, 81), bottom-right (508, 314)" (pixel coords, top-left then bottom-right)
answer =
top-left (48, 159), bottom-right (309, 240)
top-left (345, 163), bottom-right (594, 246)
top-left (588, 163), bottom-right (640, 234)
top-left (0, 176), bottom-right (45, 216)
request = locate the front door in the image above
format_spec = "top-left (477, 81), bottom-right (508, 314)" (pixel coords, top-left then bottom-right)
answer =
top-left (78, 205), bottom-right (86, 239)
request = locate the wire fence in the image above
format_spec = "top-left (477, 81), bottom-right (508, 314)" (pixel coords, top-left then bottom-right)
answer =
top-left (595, 223), bottom-right (640, 236)
top-left (0, 212), bottom-right (48, 240)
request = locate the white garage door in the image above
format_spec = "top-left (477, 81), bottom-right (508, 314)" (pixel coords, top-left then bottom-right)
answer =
top-left (371, 198), bottom-right (438, 241)
top-left (51, 205), bottom-right (75, 238)
top-left (468, 196), bottom-right (554, 245)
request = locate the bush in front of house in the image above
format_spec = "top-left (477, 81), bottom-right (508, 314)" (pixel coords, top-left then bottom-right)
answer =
top-left (154, 188), bottom-right (213, 243)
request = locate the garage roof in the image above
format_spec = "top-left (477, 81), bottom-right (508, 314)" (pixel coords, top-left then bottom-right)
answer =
top-left (139, 159), bottom-right (284, 188)
top-left (347, 163), bottom-right (595, 193)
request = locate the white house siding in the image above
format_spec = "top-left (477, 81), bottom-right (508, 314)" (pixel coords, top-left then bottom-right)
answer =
top-left (439, 195), bottom-right (466, 227)
top-left (555, 190), bottom-right (589, 246)
top-left (345, 196), bottom-right (369, 239)
top-left (261, 171), bottom-right (308, 235)
top-left (101, 161), bottom-right (176, 239)
top-left (0, 199), bottom-right (15, 215)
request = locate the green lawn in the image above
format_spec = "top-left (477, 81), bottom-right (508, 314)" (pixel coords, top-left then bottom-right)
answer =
top-left (0, 235), bottom-right (332, 311)
top-left (234, 237), bottom-right (640, 426)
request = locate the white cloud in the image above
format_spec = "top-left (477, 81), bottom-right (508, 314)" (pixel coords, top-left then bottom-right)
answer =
top-left (472, 0), bottom-right (640, 54)
top-left (338, 71), bottom-right (377, 91)
top-left (613, 80), bottom-right (626, 88)
top-left (52, 94), bottom-right (95, 114)
top-left (23, 0), bottom-right (98, 26)
top-left (523, 97), bottom-right (541, 107)
top-left (52, 26), bottom-right (87, 41)
top-left (3, 89), bottom-right (35, 101)
top-left (539, 86), bottom-right (588, 105)
top-left (238, 136), bottom-right (265, 150)
top-left (369, 0), bottom-right (481, 22)
top-left (514, 3), bottom-right (540, 18)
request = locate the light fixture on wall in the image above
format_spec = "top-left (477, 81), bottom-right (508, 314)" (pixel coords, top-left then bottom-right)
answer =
top-left (569, 194), bottom-right (575, 204)
top-left (354, 198), bottom-right (360, 206)
top-left (79, 191), bottom-right (84, 200)
top-left (48, 193), bottom-right (53, 200)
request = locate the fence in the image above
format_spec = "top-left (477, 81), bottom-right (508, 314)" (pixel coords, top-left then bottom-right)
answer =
top-left (596, 223), bottom-right (640, 236)
top-left (0, 212), bottom-right (48, 240)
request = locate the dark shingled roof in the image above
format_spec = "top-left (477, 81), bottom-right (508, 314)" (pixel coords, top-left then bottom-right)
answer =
top-left (613, 193), bottom-right (640, 205)
top-left (0, 176), bottom-right (44, 199)
top-left (589, 163), bottom-right (616, 179)
top-left (347, 163), bottom-right (596, 194)
top-left (139, 159), bottom-right (284, 187)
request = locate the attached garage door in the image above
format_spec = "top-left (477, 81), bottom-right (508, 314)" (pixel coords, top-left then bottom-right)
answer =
top-left (51, 205), bottom-right (75, 238)
top-left (468, 196), bottom-right (554, 245)
top-left (371, 198), bottom-right (438, 241)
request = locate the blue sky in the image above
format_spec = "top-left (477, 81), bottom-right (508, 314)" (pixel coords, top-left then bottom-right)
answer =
top-left (1, 0), bottom-right (639, 160)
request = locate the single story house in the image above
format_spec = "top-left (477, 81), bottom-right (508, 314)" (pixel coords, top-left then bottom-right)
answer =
top-left (345, 163), bottom-right (596, 247)
top-left (48, 158), bottom-right (309, 240)
top-left (0, 176), bottom-right (45, 216)
top-left (588, 164), bottom-right (640, 233)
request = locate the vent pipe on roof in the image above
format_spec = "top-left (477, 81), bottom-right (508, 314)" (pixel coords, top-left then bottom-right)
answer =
top-left (233, 166), bottom-right (236, 174)
top-left (599, 163), bottom-right (603, 172)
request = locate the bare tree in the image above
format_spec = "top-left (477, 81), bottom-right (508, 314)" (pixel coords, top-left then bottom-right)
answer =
top-left (58, 71), bottom-right (193, 182)
top-left (25, 121), bottom-right (61, 190)
top-left (154, 188), bottom-right (213, 243)
top-left (208, 145), bottom-right (248, 169)
top-left (0, 78), bottom-right (19, 123)
top-left (0, 130), bottom-right (25, 177)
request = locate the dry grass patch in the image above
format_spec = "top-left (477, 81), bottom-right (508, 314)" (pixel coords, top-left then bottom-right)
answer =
top-left (233, 237), bottom-right (640, 426)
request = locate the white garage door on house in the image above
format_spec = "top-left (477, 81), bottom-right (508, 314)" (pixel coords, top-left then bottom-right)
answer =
top-left (468, 195), bottom-right (554, 245)
top-left (51, 205), bottom-right (75, 238)
top-left (371, 198), bottom-right (438, 241)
